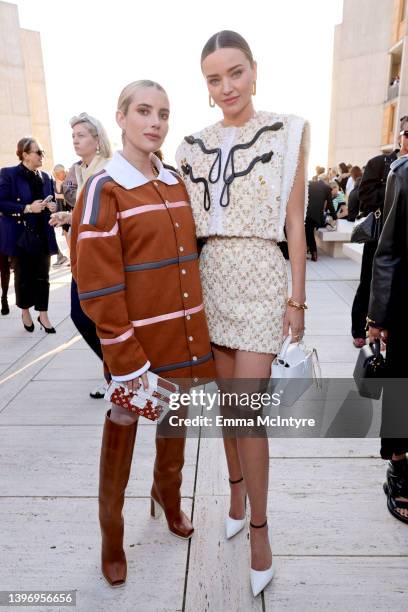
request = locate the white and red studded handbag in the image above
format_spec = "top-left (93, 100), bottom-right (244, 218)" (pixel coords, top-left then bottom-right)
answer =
top-left (104, 372), bottom-right (179, 423)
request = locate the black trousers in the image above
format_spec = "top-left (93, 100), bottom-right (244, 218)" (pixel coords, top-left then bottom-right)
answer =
top-left (379, 268), bottom-right (408, 459)
top-left (0, 251), bottom-right (10, 298)
top-left (305, 217), bottom-right (318, 254)
top-left (12, 250), bottom-right (51, 311)
top-left (70, 277), bottom-right (103, 361)
top-left (351, 240), bottom-right (378, 338)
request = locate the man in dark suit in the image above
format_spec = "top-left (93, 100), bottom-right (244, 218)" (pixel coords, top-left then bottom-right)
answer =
top-left (350, 117), bottom-right (408, 347)
top-left (305, 178), bottom-right (337, 261)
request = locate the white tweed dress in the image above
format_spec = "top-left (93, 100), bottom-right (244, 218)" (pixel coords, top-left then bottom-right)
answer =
top-left (176, 111), bottom-right (309, 354)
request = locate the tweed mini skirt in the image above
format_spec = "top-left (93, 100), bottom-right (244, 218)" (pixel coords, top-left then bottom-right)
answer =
top-left (199, 237), bottom-right (288, 354)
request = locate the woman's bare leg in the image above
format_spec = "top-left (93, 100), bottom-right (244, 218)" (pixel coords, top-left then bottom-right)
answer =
top-left (213, 344), bottom-right (247, 520)
top-left (233, 350), bottom-right (274, 571)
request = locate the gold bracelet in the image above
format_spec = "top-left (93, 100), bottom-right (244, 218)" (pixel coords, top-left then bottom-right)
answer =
top-left (287, 297), bottom-right (308, 310)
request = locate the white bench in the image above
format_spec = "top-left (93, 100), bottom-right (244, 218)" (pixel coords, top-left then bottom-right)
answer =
top-left (343, 242), bottom-right (363, 263)
top-left (316, 219), bottom-right (355, 257)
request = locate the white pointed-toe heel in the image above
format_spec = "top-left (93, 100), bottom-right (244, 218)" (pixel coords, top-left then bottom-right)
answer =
top-left (226, 477), bottom-right (247, 539)
top-left (250, 564), bottom-right (275, 597)
top-left (249, 519), bottom-right (274, 597)
top-left (226, 515), bottom-right (246, 539)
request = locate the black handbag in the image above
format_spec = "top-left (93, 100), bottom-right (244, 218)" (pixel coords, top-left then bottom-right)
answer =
top-left (350, 209), bottom-right (382, 243)
top-left (353, 338), bottom-right (386, 399)
top-left (16, 220), bottom-right (43, 255)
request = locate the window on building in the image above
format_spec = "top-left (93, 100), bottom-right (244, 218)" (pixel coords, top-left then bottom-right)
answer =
top-left (388, 50), bottom-right (402, 100)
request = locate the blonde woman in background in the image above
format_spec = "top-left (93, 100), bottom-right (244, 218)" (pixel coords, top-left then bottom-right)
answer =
top-left (50, 113), bottom-right (112, 398)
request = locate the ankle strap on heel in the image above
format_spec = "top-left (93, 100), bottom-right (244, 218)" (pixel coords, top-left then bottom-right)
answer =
top-left (250, 519), bottom-right (268, 529)
top-left (229, 477), bottom-right (244, 485)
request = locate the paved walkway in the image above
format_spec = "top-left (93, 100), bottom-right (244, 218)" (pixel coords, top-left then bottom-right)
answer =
top-left (0, 252), bottom-right (407, 612)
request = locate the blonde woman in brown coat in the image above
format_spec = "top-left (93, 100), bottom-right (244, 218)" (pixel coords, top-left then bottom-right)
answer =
top-left (70, 81), bottom-right (215, 588)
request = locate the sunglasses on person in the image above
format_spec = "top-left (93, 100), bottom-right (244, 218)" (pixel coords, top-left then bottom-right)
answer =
top-left (400, 130), bottom-right (408, 138)
top-left (31, 149), bottom-right (45, 156)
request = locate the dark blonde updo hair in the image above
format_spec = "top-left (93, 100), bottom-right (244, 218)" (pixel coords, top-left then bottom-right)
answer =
top-left (201, 30), bottom-right (254, 67)
top-left (16, 137), bottom-right (37, 161)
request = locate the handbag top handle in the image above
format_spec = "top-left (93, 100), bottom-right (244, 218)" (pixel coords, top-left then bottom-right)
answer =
top-left (277, 335), bottom-right (293, 363)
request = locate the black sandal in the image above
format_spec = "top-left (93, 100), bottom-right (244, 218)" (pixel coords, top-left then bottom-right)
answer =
top-left (383, 460), bottom-right (408, 525)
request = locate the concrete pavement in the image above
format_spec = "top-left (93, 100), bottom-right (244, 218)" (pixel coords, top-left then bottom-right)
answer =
top-left (0, 253), bottom-right (407, 611)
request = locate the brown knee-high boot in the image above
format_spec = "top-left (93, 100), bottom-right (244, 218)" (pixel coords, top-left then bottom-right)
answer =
top-left (150, 433), bottom-right (194, 539)
top-left (99, 409), bottom-right (138, 587)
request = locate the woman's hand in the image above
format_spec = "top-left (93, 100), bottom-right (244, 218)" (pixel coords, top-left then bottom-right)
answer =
top-left (283, 305), bottom-right (305, 343)
top-left (49, 211), bottom-right (72, 227)
top-left (124, 372), bottom-right (149, 393)
top-left (30, 199), bottom-right (45, 213)
top-left (47, 202), bottom-right (58, 213)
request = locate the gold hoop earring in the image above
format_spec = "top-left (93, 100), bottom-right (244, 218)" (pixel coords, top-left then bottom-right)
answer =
top-left (209, 95), bottom-right (215, 108)
top-left (252, 82), bottom-right (257, 96)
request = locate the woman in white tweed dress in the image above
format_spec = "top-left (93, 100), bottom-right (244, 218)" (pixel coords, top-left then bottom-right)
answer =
top-left (176, 30), bottom-right (309, 597)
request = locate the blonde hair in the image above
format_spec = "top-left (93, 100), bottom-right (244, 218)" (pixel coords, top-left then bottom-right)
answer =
top-left (117, 80), bottom-right (166, 116)
top-left (69, 112), bottom-right (112, 159)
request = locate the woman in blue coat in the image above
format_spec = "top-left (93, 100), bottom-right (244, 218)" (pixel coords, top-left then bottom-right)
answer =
top-left (0, 137), bottom-right (58, 332)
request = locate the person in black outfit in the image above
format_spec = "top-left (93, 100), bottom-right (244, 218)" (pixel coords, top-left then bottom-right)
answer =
top-left (368, 141), bottom-right (408, 523)
top-left (305, 179), bottom-right (337, 261)
top-left (0, 138), bottom-right (58, 332)
top-left (335, 162), bottom-right (350, 193)
top-left (347, 175), bottom-right (362, 222)
top-left (0, 250), bottom-right (10, 314)
top-left (350, 119), bottom-right (405, 346)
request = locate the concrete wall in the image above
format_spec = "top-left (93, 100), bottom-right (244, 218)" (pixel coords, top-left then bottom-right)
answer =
top-left (0, 2), bottom-right (53, 170)
top-left (20, 29), bottom-right (53, 168)
top-left (328, 0), bottom-right (397, 168)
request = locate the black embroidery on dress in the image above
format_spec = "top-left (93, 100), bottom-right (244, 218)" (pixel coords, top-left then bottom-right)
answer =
top-left (184, 136), bottom-right (222, 184)
top-left (181, 122), bottom-right (283, 210)
top-left (181, 166), bottom-right (212, 211)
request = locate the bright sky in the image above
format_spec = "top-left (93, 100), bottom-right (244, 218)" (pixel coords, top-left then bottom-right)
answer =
top-left (12, 0), bottom-right (343, 176)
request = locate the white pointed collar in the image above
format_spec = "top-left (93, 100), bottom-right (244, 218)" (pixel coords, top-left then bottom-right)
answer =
top-left (105, 150), bottom-right (178, 190)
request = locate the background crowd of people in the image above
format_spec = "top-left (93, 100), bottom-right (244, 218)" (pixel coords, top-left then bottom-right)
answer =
top-left (0, 112), bottom-right (112, 398)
